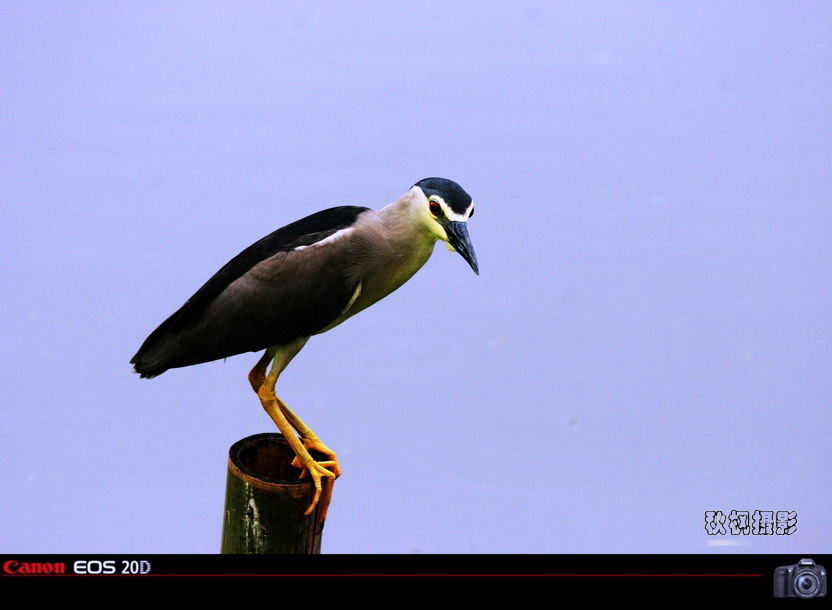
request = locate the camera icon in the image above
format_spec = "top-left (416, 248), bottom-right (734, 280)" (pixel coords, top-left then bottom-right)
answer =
top-left (773, 558), bottom-right (827, 598)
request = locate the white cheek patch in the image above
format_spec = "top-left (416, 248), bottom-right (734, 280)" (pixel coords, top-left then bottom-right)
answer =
top-left (450, 200), bottom-right (474, 222)
top-left (428, 197), bottom-right (464, 231)
top-left (433, 197), bottom-right (474, 223)
top-left (412, 188), bottom-right (474, 242)
top-left (433, 200), bottom-right (474, 250)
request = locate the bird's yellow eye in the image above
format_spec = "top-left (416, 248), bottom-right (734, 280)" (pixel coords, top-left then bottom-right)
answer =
top-left (429, 201), bottom-right (443, 217)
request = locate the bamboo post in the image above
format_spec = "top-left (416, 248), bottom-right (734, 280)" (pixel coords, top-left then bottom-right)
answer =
top-left (221, 433), bottom-right (328, 554)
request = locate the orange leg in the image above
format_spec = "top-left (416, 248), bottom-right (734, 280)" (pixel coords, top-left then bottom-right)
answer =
top-left (249, 344), bottom-right (340, 522)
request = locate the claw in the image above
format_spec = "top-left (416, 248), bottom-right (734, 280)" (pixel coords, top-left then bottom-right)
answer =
top-left (303, 436), bottom-right (342, 477)
top-left (291, 436), bottom-right (342, 481)
top-left (290, 449), bottom-right (339, 521)
top-left (297, 457), bottom-right (337, 517)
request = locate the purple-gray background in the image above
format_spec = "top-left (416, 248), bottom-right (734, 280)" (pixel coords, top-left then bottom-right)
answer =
top-left (2, 2), bottom-right (829, 553)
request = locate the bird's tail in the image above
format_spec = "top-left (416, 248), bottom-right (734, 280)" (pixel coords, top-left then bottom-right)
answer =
top-left (130, 320), bottom-right (190, 379)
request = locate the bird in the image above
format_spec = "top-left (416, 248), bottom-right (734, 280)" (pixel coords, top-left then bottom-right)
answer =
top-left (131, 177), bottom-right (478, 520)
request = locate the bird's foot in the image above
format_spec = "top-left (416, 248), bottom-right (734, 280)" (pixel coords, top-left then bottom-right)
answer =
top-left (290, 436), bottom-right (339, 523)
top-left (255, 385), bottom-right (338, 521)
top-left (291, 435), bottom-right (341, 478)
top-left (294, 455), bottom-right (337, 520)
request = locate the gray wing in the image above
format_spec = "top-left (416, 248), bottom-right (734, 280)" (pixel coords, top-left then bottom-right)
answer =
top-left (132, 226), bottom-right (362, 378)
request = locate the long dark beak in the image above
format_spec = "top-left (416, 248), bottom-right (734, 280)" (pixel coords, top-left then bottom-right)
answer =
top-left (444, 221), bottom-right (479, 275)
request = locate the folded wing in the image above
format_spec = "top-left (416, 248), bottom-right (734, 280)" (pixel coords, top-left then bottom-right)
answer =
top-left (131, 206), bottom-right (369, 377)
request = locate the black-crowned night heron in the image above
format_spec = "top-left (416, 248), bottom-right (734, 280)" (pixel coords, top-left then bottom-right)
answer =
top-left (131, 177), bottom-right (477, 519)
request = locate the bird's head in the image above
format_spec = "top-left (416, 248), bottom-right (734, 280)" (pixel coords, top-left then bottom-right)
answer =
top-left (412, 177), bottom-right (479, 275)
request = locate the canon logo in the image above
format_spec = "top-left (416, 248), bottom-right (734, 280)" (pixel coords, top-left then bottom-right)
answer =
top-left (3, 560), bottom-right (67, 575)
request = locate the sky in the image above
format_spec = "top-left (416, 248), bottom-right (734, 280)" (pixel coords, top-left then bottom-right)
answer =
top-left (1, 1), bottom-right (830, 554)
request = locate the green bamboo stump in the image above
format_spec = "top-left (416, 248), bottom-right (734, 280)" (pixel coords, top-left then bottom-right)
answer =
top-left (221, 433), bottom-right (329, 554)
